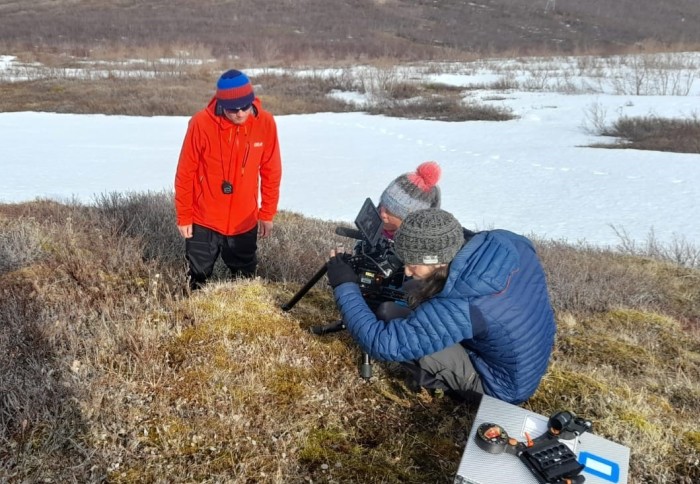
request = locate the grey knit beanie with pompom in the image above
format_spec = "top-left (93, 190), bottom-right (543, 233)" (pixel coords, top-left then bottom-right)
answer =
top-left (379, 161), bottom-right (442, 220)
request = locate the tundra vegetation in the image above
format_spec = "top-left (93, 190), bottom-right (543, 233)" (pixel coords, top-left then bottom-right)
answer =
top-left (1, 195), bottom-right (699, 483)
top-left (1, 1), bottom-right (700, 482)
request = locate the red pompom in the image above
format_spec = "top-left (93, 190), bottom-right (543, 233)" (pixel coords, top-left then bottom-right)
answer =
top-left (410, 161), bottom-right (441, 192)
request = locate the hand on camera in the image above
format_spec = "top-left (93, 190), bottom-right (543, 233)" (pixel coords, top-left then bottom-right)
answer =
top-left (326, 253), bottom-right (357, 288)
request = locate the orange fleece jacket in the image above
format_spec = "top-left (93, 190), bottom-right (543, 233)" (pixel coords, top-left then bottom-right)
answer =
top-left (175, 97), bottom-right (282, 236)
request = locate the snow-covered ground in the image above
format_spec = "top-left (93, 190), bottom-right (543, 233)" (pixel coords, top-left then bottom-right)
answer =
top-left (1, 53), bottom-right (699, 248)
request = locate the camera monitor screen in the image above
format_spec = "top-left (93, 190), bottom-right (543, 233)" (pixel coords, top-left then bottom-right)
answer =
top-left (354, 198), bottom-right (383, 247)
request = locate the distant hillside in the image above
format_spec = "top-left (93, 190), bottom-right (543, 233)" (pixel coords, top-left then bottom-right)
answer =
top-left (0, 0), bottom-right (699, 60)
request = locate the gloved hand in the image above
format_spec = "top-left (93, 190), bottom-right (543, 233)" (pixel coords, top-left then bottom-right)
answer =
top-left (326, 254), bottom-right (358, 288)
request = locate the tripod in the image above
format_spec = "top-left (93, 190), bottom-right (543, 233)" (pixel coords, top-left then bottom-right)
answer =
top-left (281, 264), bottom-right (374, 380)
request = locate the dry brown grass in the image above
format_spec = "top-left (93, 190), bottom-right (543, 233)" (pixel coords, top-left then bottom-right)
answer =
top-left (535, 238), bottom-right (700, 327)
top-left (0, 199), bottom-right (471, 483)
top-left (1, 194), bottom-right (699, 482)
top-left (367, 95), bottom-right (513, 122)
top-left (3, 47), bottom-right (698, 136)
top-left (594, 115), bottom-right (700, 154)
top-left (0, 63), bottom-right (512, 122)
top-left (0, 76), bottom-right (214, 117)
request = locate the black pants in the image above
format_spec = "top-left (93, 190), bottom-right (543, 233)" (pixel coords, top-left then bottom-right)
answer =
top-left (185, 224), bottom-right (258, 289)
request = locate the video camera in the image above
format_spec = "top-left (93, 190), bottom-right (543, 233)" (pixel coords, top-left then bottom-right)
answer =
top-left (280, 198), bottom-right (406, 380)
top-left (280, 197), bottom-right (406, 313)
top-left (334, 198), bottom-right (406, 309)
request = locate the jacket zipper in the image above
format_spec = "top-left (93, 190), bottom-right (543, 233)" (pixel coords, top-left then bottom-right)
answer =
top-left (226, 127), bottom-right (238, 234)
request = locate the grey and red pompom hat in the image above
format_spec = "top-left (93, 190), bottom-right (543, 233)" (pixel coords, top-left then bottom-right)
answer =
top-left (379, 161), bottom-right (442, 220)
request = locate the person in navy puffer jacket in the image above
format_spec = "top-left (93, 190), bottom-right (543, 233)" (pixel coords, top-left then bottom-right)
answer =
top-left (326, 208), bottom-right (556, 404)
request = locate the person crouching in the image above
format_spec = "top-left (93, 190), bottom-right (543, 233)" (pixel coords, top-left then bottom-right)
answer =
top-left (326, 208), bottom-right (556, 404)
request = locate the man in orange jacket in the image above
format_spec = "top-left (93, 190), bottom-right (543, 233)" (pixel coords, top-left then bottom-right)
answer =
top-left (175, 69), bottom-right (282, 289)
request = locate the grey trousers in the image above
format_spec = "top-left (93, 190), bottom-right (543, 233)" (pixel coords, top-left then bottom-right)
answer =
top-left (377, 300), bottom-right (484, 395)
top-left (401, 344), bottom-right (484, 394)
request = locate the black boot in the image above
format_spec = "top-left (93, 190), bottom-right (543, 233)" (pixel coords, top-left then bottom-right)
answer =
top-left (189, 274), bottom-right (207, 291)
top-left (309, 320), bottom-right (346, 335)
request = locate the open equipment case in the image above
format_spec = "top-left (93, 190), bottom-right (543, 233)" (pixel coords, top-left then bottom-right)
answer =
top-left (455, 395), bottom-right (630, 484)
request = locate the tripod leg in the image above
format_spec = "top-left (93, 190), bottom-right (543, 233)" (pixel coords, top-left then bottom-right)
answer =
top-left (360, 352), bottom-right (373, 380)
top-left (309, 320), bottom-right (347, 335)
top-left (281, 264), bottom-right (327, 311)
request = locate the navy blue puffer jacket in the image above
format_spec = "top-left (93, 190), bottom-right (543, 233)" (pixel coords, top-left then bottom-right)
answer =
top-left (333, 229), bottom-right (555, 404)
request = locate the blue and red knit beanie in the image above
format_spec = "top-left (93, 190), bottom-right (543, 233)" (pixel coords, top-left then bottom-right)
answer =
top-left (216, 69), bottom-right (255, 110)
top-left (379, 161), bottom-right (442, 220)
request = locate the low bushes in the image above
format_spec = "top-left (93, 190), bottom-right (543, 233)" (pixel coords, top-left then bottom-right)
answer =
top-left (1, 194), bottom-right (699, 482)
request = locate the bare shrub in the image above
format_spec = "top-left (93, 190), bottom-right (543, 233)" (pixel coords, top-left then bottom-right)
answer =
top-left (612, 225), bottom-right (700, 269)
top-left (521, 67), bottom-right (552, 91)
top-left (355, 66), bottom-right (413, 104)
top-left (384, 81), bottom-right (423, 100)
top-left (257, 211), bottom-right (351, 284)
top-left (488, 73), bottom-right (520, 90)
top-left (0, 76), bottom-right (215, 116)
top-left (90, 191), bottom-right (357, 287)
top-left (90, 191), bottom-right (191, 297)
top-left (0, 199), bottom-right (190, 481)
top-left (605, 52), bottom-right (698, 96)
top-left (423, 82), bottom-right (466, 95)
top-left (246, 72), bottom-right (355, 115)
top-left (0, 218), bottom-right (45, 274)
top-left (535, 237), bottom-right (700, 326)
top-left (368, 95), bottom-right (514, 122)
top-left (0, 277), bottom-right (97, 479)
top-left (536, 238), bottom-right (661, 313)
top-left (91, 191), bottom-right (356, 288)
top-left (599, 114), bottom-right (700, 153)
top-left (581, 101), bottom-right (609, 135)
top-left (93, 191), bottom-right (181, 263)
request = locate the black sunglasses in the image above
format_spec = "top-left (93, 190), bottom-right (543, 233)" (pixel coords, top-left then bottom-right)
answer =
top-left (224, 104), bottom-right (252, 113)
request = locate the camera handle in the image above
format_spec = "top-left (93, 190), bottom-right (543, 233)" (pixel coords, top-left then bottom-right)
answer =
top-left (280, 264), bottom-right (373, 381)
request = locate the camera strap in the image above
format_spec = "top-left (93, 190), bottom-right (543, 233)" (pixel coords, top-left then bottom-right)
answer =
top-left (218, 125), bottom-right (239, 188)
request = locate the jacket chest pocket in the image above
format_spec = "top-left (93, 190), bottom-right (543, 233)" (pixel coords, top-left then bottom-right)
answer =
top-left (246, 141), bottom-right (265, 170)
